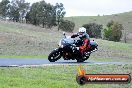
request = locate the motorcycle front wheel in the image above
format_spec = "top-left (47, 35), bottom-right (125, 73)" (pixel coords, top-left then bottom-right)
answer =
top-left (48, 49), bottom-right (61, 62)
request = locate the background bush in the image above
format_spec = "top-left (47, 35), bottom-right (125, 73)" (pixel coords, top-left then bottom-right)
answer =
top-left (82, 23), bottom-right (103, 38)
top-left (59, 20), bottom-right (75, 32)
top-left (104, 20), bottom-right (124, 42)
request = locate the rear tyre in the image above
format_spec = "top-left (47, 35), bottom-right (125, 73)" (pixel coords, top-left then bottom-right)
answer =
top-left (76, 53), bottom-right (90, 62)
top-left (77, 59), bottom-right (85, 62)
top-left (48, 49), bottom-right (61, 62)
top-left (83, 52), bottom-right (90, 60)
top-left (77, 56), bottom-right (86, 62)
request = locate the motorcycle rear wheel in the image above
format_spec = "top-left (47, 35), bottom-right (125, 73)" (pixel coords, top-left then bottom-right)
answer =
top-left (77, 59), bottom-right (85, 62)
top-left (77, 53), bottom-right (90, 62)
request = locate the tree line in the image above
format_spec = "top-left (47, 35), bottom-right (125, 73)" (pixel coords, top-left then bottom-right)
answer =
top-left (0, 0), bottom-right (66, 30)
top-left (0, 0), bottom-right (124, 42)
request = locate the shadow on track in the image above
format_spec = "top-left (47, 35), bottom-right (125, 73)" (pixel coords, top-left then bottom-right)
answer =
top-left (50, 60), bottom-right (94, 65)
top-left (50, 60), bottom-right (129, 65)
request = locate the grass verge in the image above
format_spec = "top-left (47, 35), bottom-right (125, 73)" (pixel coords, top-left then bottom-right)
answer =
top-left (0, 64), bottom-right (131, 88)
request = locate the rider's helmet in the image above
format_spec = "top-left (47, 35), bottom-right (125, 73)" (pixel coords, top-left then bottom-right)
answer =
top-left (78, 27), bottom-right (86, 34)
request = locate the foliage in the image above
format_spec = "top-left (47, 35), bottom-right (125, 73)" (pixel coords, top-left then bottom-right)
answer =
top-left (82, 23), bottom-right (102, 38)
top-left (0, 0), bottom-right (10, 18)
top-left (8, 0), bottom-right (30, 22)
top-left (104, 20), bottom-right (124, 42)
top-left (55, 3), bottom-right (66, 30)
top-left (38, 1), bottom-right (56, 28)
top-left (107, 20), bottom-right (114, 28)
top-left (26, 1), bottom-right (66, 28)
top-left (26, 2), bottom-right (39, 25)
top-left (0, 0), bottom-right (66, 29)
top-left (104, 28), bottom-right (113, 40)
top-left (59, 20), bottom-right (75, 32)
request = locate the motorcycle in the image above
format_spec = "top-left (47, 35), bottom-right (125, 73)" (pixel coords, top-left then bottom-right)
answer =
top-left (48, 32), bottom-right (98, 62)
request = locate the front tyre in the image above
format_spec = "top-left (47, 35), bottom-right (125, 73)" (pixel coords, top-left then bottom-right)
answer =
top-left (77, 56), bottom-right (86, 62)
top-left (48, 49), bottom-right (61, 62)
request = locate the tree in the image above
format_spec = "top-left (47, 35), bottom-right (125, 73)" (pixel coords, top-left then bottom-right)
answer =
top-left (17, 0), bottom-right (30, 22)
top-left (25, 11), bottom-right (30, 23)
top-left (9, 1), bottom-right (20, 22)
top-left (104, 21), bottom-right (124, 42)
top-left (27, 2), bottom-right (40, 25)
top-left (46, 4), bottom-right (57, 28)
top-left (38, 1), bottom-right (56, 28)
top-left (82, 23), bottom-right (103, 38)
top-left (107, 20), bottom-right (114, 28)
top-left (55, 3), bottom-right (66, 31)
top-left (124, 28), bottom-right (127, 43)
top-left (59, 20), bottom-right (75, 32)
top-left (104, 27), bottom-right (113, 40)
top-left (111, 22), bottom-right (123, 41)
top-left (8, 0), bottom-right (29, 22)
top-left (27, 0), bottom-right (56, 28)
top-left (0, 0), bottom-right (10, 18)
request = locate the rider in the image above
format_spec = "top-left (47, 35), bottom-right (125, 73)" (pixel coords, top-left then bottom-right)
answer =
top-left (71, 27), bottom-right (90, 55)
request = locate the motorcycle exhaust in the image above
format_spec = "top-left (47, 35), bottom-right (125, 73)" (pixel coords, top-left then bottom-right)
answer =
top-left (90, 48), bottom-right (98, 53)
top-left (86, 48), bottom-right (98, 55)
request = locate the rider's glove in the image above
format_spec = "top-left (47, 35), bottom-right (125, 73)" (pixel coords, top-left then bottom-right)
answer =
top-left (76, 47), bottom-right (79, 50)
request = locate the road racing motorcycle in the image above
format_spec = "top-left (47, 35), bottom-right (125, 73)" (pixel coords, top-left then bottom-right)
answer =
top-left (48, 32), bottom-right (98, 62)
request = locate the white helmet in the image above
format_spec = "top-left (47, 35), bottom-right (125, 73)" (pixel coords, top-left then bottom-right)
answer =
top-left (79, 27), bottom-right (86, 33)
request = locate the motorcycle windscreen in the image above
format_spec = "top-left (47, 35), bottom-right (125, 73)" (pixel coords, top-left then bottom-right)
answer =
top-left (61, 38), bottom-right (74, 45)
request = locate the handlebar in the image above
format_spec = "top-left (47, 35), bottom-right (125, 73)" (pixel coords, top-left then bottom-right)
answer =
top-left (63, 32), bottom-right (66, 38)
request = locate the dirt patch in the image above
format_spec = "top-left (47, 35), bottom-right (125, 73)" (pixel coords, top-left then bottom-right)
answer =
top-left (0, 35), bottom-right (8, 44)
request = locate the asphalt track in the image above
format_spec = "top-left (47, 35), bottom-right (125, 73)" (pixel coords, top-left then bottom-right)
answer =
top-left (0, 58), bottom-right (131, 67)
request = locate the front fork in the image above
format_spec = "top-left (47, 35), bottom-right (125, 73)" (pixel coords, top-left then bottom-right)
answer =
top-left (57, 48), bottom-right (63, 56)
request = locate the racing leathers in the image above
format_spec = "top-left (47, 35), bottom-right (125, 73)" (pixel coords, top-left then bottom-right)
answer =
top-left (71, 32), bottom-right (90, 55)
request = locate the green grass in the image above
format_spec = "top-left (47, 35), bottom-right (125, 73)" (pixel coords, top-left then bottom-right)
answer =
top-left (0, 64), bottom-right (131, 88)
